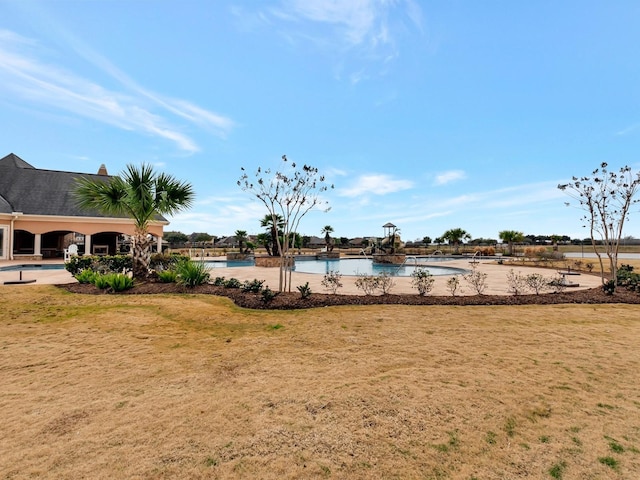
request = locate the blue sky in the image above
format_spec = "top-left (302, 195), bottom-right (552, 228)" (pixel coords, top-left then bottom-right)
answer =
top-left (1, 1), bottom-right (639, 242)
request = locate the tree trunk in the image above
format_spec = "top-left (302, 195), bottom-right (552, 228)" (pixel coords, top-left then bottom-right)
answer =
top-left (132, 229), bottom-right (151, 278)
top-left (271, 226), bottom-right (279, 257)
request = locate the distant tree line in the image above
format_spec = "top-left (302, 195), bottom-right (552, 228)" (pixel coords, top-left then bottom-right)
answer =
top-left (164, 230), bottom-right (640, 249)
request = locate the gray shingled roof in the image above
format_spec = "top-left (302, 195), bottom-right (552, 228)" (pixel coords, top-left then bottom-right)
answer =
top-left (0, 153), bottom-right (166, 221)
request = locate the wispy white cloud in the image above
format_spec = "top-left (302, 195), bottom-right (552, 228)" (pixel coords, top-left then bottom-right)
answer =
top-left (616, 123), bottom-right (640, 136)
top-left (166, 99), bottom-right (235, 137)
top-left (429, 181), bottom-right (563, 211)
top-left (266, 0), bottom-right (423, 80)
top-left (338, 173), bottom-right (414, 197)
top-left (55, 26), bottom-right (236, 136)
top-left (348, 180), bottom-right (562, 224)
top-left (0, 29), bottom-right (234, 153)
top-left (327, 179), bottom-right (571, 240)
top-left (404, 0), bottom-right (424, 32)
top-left (325, 167), bottom-right (348, 177)
top-left (433, 170), bottom-right (466, 186)
top-left (279, 0), bottom-right (379, 46)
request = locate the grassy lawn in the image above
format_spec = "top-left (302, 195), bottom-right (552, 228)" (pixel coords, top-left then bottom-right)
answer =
top-left (1, 286), bottom-right (640, 479)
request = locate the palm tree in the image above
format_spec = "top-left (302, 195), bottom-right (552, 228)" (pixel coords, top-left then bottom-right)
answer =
top-left (498, 230), bottom-right (525, 256)
top-left (441, 228), bottom-right (471, 254)
top-left (550, 234), bottom-right (563, 252)
top-left (234, 230), bottom-right (248, 254)
top-left (260, 214), bottom-right (284, 256)
top-left (255, 232), bottom-right (272, 255)
top-left (75, 163), bottom-right (194, 278)
top-left (321, 225), bottom-right (334, 251)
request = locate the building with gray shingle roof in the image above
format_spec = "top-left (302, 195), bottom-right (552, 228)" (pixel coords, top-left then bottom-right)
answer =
top-left (0, 153), bottom-right (168, 261)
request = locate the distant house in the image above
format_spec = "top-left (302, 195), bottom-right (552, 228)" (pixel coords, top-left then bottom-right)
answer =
top-left (215, 236), bottom-right (240, 248)
top-left (0, 153), bottom-right (168, 261)
top-left (306, 236), bottom-right (326, 249)
top-left (348, 237), bottom-right (366, 248)
top-left (215, 235), bottom-right (257, 249)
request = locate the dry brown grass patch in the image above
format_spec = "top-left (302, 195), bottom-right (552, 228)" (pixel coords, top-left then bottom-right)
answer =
top-left (1, 286), bottom-right (640, 479)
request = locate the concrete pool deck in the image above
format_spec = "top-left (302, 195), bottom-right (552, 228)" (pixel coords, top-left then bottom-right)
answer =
top-left (209, 258), bottom-right (602, 296)
top-left (0, 258), bottom-right (602, 296)
top-left (0, 260), bottom-right (78, 286)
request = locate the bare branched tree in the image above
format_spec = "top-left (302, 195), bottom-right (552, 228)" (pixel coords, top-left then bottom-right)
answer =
top-left (558, 163), bottom-right (640, 284)
top-left (238, 155), bottom-right (333, 292)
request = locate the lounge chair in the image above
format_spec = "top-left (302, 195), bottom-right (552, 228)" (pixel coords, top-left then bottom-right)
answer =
top-left (63, 244), bottom-right (78, 261)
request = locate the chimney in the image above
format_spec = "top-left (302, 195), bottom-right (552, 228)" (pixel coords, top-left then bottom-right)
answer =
top-left (97, 164), bottom-right (108, 175)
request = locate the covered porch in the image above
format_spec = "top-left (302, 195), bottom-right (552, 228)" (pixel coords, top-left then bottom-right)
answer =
top-left (0, 214), bottom-right (165, 261)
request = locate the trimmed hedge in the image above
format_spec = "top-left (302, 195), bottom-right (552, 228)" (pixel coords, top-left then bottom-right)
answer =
top-left (65, 255), bottom-right (132, 275)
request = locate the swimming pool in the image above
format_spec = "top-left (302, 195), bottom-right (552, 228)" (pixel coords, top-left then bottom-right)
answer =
top-left (205, 257), bottom-right (466, 277)
top-left (0, 264), bottom-right (66, 272)
top-left (205, 259), bottom-right (255, 269)
top-left (293, 258), bottom-right (466, 276)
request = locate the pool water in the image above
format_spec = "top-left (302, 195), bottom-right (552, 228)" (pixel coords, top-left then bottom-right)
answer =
top-left (205, 257), bottom-right (466, 277)
top-left (205, 260), bottom-right (255, 269)
top-left (293, 258), bottom-right (466, 276)
top-left (0, 264), bottom-right (65, 272)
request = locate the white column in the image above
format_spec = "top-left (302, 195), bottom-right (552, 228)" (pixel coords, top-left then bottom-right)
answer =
top-left (156, 236), bottom-right (162, 253)
top-left (84, 234), bottom-right (92, 256)
top-left (34, 233), bottom-right (42, 257)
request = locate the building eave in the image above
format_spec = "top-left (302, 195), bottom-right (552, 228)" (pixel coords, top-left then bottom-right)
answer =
top-left (5, 213), bottom-right (169, 226)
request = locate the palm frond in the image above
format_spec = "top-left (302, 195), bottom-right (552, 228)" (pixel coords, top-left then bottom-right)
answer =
top-left (74, 163), bottom-right (194, 230)
top-left (74, 176), bottom-right (129, 217)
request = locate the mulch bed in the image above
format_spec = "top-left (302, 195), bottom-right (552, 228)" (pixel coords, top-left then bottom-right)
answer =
top-left (57, 282), bottom-right (640, 310)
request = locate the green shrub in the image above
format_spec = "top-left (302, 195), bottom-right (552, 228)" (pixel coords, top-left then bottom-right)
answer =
top-left (91, 272), bottom-right (134, 292)
top-left (619, 263), bottom-right (634, 274)
top-left (212, 276), bottom-right (226, 286)
top-left (156, 269), bottom-right (178, 283)
top-left (65, 255), bottom-right (133, 275)
top-left (617, 264), bottom-right (640, 293)
top-left (224, 278), bottom-right (242, 289)
top-left (65, 256), bottom-right (94, 275)
top-left (297, 282), bottom-right (312, 299)
top-left (150, 253), bottom-right (189, 271)
top-left (75, 269), bottom-right (97, 284)
top-left (261, 287), bottom-right (277, 303)
top-left (241, 279), bottom-right (265, 293)
top-left (98, 255), bottom-right (132, 274)
top-left (104, 273), bottom-right (134, 292)
top-left (93, 273), bottom-right (111, 289)
top-left (602, 280), bottom-right (616, 295)
top-left (175, 260), bottom-right (210, 287)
